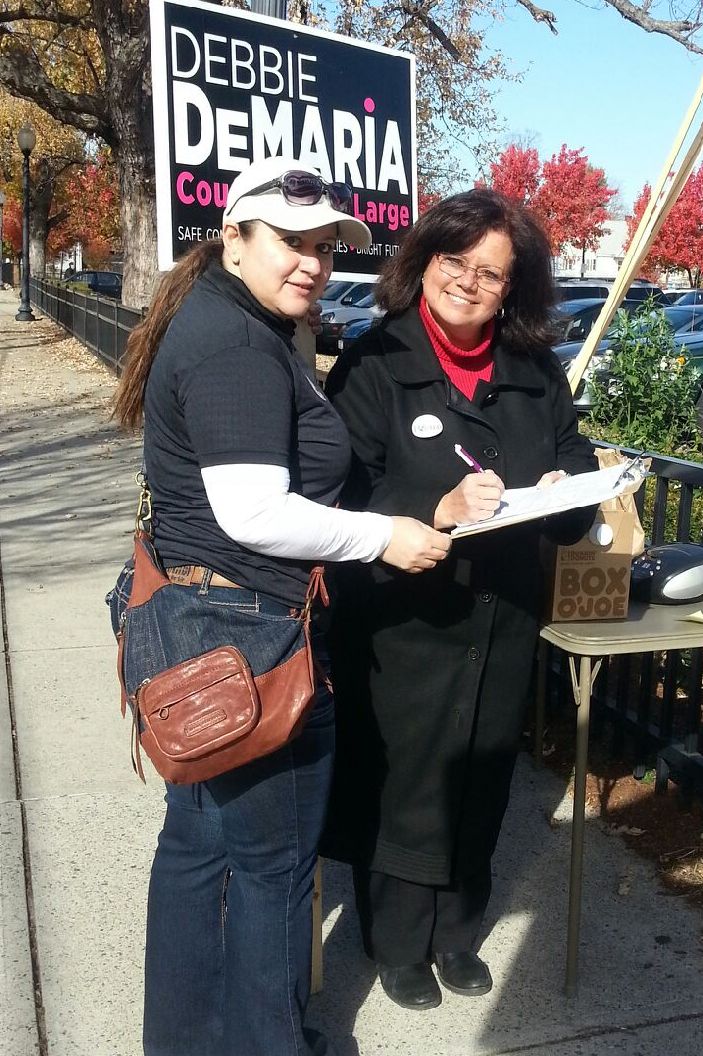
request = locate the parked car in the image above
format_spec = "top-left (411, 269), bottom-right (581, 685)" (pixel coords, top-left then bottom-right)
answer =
top-left (662, 287), bottom-right (688, 304)
top-left (336, 314), bottom-right (379, 355)
top-left (553, 301), bottom-right (651, 411)
top-left (318, 279), bottom-right (375, 313)
top-left (554, 338), bottom-right (618, 412)
top-left (62, 269), bottom-right (122, 300)
top-left (335, 297), bottom-right (650, 362)
top-left (661, 304), bottom-right (703, 334)
top-left (672, 289), bottom-right (703, 306)
top-left (674, 331), bottom-right (703, 382)
top-left (556, 308), bottom-right (703, 413)
top-left (318, 279), bottom-right (359, 308)
top-left (553, 278), bottom-right (667, 304)
top-left (553, 279), bottom-right (611, 300)
top-left (551, 298), bottom-right (640, 344)
top-left (318, 289), bottom-right (383, 354)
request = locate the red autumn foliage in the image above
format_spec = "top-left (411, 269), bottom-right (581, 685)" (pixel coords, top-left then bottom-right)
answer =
top-left (534, 145), bottom-right (615, 254)
top-left (627, 168), bottom-right (703, 285)
top-left (1, 196), bottom-right (22, 255)
top-left (488, 144), bottom-right (540, 204)
top-left (487, 143), bottom-right (616, 255)
top-left (47, 216), bottom-right (76, 258)
top-left (82, 235), bottom-right (114, 267)
top-left (418, 187), bottom-right (441, 215)
top-left (49, 151), bottom-right (120, 262)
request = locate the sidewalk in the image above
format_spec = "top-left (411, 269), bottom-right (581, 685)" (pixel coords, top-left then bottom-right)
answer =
top-left (1, 286), bottom-right (701, 1055)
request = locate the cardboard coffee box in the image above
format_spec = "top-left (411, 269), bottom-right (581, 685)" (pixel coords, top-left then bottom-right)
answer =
top-left (545, 508), bottom-right (635, 622)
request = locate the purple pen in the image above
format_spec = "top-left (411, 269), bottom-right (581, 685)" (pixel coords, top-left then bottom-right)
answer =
top-left (454, 443), bottom-right (485, 473)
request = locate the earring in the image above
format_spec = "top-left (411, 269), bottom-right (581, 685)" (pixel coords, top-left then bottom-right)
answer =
top-left (496, 306), bottom-right (505, 320)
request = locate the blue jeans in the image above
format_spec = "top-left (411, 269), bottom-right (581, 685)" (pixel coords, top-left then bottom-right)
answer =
top-left (119, 579), bottom-right (334, 1056)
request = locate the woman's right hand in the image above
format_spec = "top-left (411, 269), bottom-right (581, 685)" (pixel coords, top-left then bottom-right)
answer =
top-left (381, 517), bottom-right (452, 573)
top-left (433, 471), bottom-right (505, 530)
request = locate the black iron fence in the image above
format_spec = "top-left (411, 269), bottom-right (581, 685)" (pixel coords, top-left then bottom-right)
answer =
top-left (29, 276), bottom-right (142, 373)
top-left (29, 278), bottom-right (703, 780)
top-left (558, 441), bottom-right (703, 780)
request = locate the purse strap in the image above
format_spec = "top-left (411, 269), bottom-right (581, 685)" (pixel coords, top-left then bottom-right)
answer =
top-left (302, 564), bottom-right (328, 620)
top-left (302, 565), bottom-right (333, 693)
top-left (131, 704), bottom-right (146, 783)
top-left (127, 460), bottom-right (155, 784)
top-left (134, 456), bottom-right (153, 539)
top-left (132, 465), bottom-right (329, 619)
top-left (125, 465), bottom-right (332, 783)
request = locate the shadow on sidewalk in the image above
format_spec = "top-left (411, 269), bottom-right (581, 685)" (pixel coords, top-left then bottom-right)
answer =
top-left (1, 394), bottom-right (141, 575)
top-left (310, 745), bottom-right (703, 1055)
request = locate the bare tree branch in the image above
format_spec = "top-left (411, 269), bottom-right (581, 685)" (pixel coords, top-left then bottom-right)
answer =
top-left (0, 39), bottom-right (109, 139)
top-left (46, 208), bottom-right (69, 233)
top-left (514, 0), bottom-right (558, 34)
top-left (397, 2), bottom-right (462, 59)
top-left (601, 0), bottom-right (703, 53)
top-left (516, 0), bottom-right (703, 54)
top-left (82, 43), bottom-right (103, 93)
top-left (416, 11), bottom-right (462, 59)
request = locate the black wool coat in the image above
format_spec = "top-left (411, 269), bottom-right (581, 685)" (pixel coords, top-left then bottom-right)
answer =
top-left (322, 308), bottom-right (597, 886)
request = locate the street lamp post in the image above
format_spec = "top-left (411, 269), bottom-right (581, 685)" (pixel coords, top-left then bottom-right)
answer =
top-left (0, 190), bottom-right (5, 287)
top-left (16, 122), bottom-right (36, 322)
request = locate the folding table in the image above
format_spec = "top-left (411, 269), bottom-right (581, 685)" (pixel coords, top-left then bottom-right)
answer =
top-left (536, 602), bottom-right (703, 995)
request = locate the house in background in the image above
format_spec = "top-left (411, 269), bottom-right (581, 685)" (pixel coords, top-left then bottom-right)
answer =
top-left (554, 219), bottom-right (628, 278)
top-left (554, 219), bottom-right (691, 288)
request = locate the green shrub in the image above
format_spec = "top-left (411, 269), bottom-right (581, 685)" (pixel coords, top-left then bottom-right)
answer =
top-left (585, 301), bottom-right (702, 459)
top-left (583, 301), bottom-right (703, 542)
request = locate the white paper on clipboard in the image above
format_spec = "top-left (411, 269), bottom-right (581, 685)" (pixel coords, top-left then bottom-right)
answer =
top-left (451, 461), bottom-right (648, 539)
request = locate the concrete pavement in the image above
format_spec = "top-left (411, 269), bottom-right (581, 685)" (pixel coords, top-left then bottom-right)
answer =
top-left (1, 286), bottom-right (702, 1055)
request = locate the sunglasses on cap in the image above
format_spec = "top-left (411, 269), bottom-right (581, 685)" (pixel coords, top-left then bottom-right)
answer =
top-left (226, 170), bottom-right (353, 216)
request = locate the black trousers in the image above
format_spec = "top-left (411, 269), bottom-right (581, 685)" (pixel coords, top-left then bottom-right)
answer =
top-left (352, 745), bottom-right (520, 966)
top-left (353, 861), bottom-right (492, 966)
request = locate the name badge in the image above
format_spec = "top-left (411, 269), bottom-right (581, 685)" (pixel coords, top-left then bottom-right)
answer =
top-left (411, 414), bottom-right (443, 438)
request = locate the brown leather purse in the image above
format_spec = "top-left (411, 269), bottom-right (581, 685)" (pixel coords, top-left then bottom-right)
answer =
top-left (115, 477), bottom-right (326, 785)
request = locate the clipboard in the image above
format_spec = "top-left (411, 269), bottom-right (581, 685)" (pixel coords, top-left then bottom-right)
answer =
top-left (451, 459), bottom-right (649, 539)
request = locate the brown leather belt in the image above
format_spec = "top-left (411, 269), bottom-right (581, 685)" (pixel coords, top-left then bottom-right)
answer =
top-left (166, 565), bottom-right (243, 589)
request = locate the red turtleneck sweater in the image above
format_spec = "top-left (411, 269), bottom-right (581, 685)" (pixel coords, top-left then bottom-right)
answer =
top-left (419, 294), bottom-right (494, 401)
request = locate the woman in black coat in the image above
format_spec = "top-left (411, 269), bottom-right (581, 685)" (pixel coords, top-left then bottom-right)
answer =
top-left (323, 189), bottom-right (597, 1010)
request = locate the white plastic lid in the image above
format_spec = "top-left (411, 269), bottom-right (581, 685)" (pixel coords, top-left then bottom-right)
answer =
top-left (589, 522), bottom-right (614, 547)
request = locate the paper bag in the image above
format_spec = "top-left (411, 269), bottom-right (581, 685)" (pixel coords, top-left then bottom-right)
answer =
top-left (545, 449), bottom-right (649, 622)
top-left (593, 447), bottom-right (648, 559)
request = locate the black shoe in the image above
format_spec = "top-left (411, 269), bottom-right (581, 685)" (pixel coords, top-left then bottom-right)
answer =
top-left (434, 951), bottom-right (493, 996)
top-left (377, 962), bottom-right (442, 1010)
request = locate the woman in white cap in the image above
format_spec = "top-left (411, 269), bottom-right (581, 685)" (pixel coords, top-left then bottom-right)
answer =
top-left (112, 156), bottom-right (450, 1056)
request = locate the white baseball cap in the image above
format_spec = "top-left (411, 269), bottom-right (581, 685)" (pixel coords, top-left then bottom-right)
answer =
top-left (223, 156), bottom-right (372, 250)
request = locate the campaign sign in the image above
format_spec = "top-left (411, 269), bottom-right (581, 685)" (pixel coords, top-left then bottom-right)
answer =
top-left (150, 0), bottom-right (417, 278)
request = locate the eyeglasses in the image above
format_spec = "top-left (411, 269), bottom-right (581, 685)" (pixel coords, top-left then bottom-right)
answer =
top-left (226, 170), bottom-right (353, 216)
top-left (436, 254), bottom-right (510, 293)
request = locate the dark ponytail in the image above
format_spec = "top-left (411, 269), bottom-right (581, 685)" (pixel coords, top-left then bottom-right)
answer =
top-left (113, 239), bottom-right (223, 430)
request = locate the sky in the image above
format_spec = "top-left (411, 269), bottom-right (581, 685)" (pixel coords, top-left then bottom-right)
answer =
top-left (469, 0), bottom-right (703, 210)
